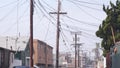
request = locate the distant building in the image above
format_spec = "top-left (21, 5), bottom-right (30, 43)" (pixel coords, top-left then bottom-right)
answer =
top-left (54, 51), bottom-right (95, 68)
top-left (53, 52), bottom-right (72, 68)
top-left (0, 36), bottom-right (29, 51)
top-left (22, 39), bottom-right (53, 68)
top-left (97, 56), bottom-right (104, 68)
top-left (0, 36), bottom-right (29, 68)
top-left (59, 52), bottom-right (72, 68)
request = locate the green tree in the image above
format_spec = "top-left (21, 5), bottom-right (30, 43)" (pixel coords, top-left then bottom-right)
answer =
top-left (96, 0), bottom-right (120, 57)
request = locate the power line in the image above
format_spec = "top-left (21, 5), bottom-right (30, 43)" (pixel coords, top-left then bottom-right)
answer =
top-left (60, 28), bottom-right (74, 54)
top-left (44, 21), bottom-right (51, 41)
top-left (67, 0), bottom-right (102, 11)
top-left (37, 0), bottom-right (58, 22)
top-left (60, 14), bottom-right (101, 40)
top-left (82, 34), bottom-right (100, 42)
top-left (34, 4), bottom-right (55, 42)
top-left (60, 27), bottom-right (72, 47)
top-left (61, 22), bottom-right (96, 32)
top-left (60, 19), bottom-right (98, 38)
top-left (60, 32), bottom-right (72, 53)
top-left (59, 19), bottom-right (75, 40)
top-left (0, 0), bottom-right (29, 22)
top-left (0, 0), bottom-right (17, 8)
top-left (76, 5), bottom-right (102, 21)
top-left (71, 0), bottom-right (103, 6)
top-left (34, 6), bottom-right (45, 27)
top-left (40, 0), bottom-right (55, 11)
top-left (2, 3), bottom-right (29, 35)
top-left (34, 1), bottom-right (56, 26)
top-left (67, 0), bottom-right (102, 21)
top-left (0, 5), bottom-right (17, 22)
top-left (65, 15), bottom-right (99, 27)
top-left (61, 26), bottom-right (100, 40)
top-left (17, 0), bottom-right (19, 37)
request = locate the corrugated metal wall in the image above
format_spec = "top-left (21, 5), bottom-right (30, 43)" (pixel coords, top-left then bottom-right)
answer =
top-left (0, 48), bottom-right (10, 68)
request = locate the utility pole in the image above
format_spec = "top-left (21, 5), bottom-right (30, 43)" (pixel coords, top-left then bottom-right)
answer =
top-left (50, 0), bottom-right (66, 68)
top-left (71, 32), bottom-right (81, 68)
top-left (45, 45), bottom-right (48, 68)
top-left (30, 0), bottom-right (34, 67)
top-left (80, 50), bottom-right (83, 68)
top-left (75, 33), bottom-right (77, 68)
top-left (78, 43), bottom-right (83, 68)
top-left (6, 36), bottom-right (8, 48)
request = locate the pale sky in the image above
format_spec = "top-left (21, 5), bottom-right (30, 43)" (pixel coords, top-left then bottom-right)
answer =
top-left (0, 0), bottom-right (117, 54)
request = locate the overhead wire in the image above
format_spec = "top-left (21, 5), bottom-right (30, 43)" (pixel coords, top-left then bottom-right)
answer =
top-left (61, 25), bottom-right (100, 40)
top-left (60, 34), bottom-right (74, 54)
top-left (60, 0), bottom-right (102, 43)
top-left (36, 0), bottom-right (74, 53)
top-left (36, 0), bottom-right (96, 31)
top-left (2, 0), bottom-right (29, 35)
top-left (61, 21), bottom-right (96, 32)
top-left (61, 27), bottom-right (101, 47)
top-left (82, 34), bottom-right (100, 42)
top-left (71, 0), bottom-right (103, 6)
top-left (67, 0), bottom-right (102, 11)
top-left (59, 14), bottom-right (99, 41)
top-left (0, 0), bottom-right (28, 22)
top-left (34, 6), bottom-right (51, 41)
top-left (17, 0), bottom-right (19, 37)
top-left (65, 15), bottom-right (99, 27)
top-left (35, 0), bottom-right (101, 47)
top-left (60, 27), bottom-right (74, 54)
top-left (0, 0), bottom-right (17, 8)
top-left (37, 0), bottom-right (56, 20)
top-left (66, 0), bottom-right (102, 21)
top-left (60, 18), bottom-right (97, 40)
top-left (34, 3), bottom-right (45, 28)
top-left (40, 0), bottom-right (55, 11)
top-left (60, 19), bottom-right (77, 53)
top-left (34, 8), bottom-right (45, 30)
top-left (60, 27), bottom-right (100, 55)
top-left (44, 21), bottom-right (51, 41)
top-left (34, 0), bottom-right (58, 42)
top-left (60, 0), bottom-right (100, 31)
top-left (76, 5), bottom-right (102, 21)
top-left (34, 0), bottom-right (56, 26)
top-left (0, 4), bottom-right (17, 22)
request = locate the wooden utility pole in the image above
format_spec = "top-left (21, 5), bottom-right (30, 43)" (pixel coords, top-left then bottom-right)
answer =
top-left (56, 1), bottom-right (60, 68)
top-left (77, 43), bottom-right (83, 68)
top-left (50, 0), bottom-right (66, 68)
top-left (75, 34), bottom-right (77, 68)
top-left (45, 45), bottom-right (48, 68)
top-left (6, 36), bottom-right (8, 48)
top-left (30, 0), bottom-right (34, 67)
top-left (71, 32), bottom-right (81, 68)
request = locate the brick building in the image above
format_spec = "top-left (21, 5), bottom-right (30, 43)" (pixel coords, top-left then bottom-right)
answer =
top-left (33, 39), bottom-right (53, 68)
top-left (22, 39), bottom-right (53, 68)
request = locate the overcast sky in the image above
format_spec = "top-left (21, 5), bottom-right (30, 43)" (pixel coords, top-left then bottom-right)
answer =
top-left (0, 0), bottom-right (116, 54)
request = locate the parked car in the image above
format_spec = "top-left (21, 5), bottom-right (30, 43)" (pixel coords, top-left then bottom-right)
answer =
top-left (13, 65), bottom-right (39, 68)
top-left (13, 66), bottom-right (30, 68)
top-left (33, 65), bottom-right (39, 68)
